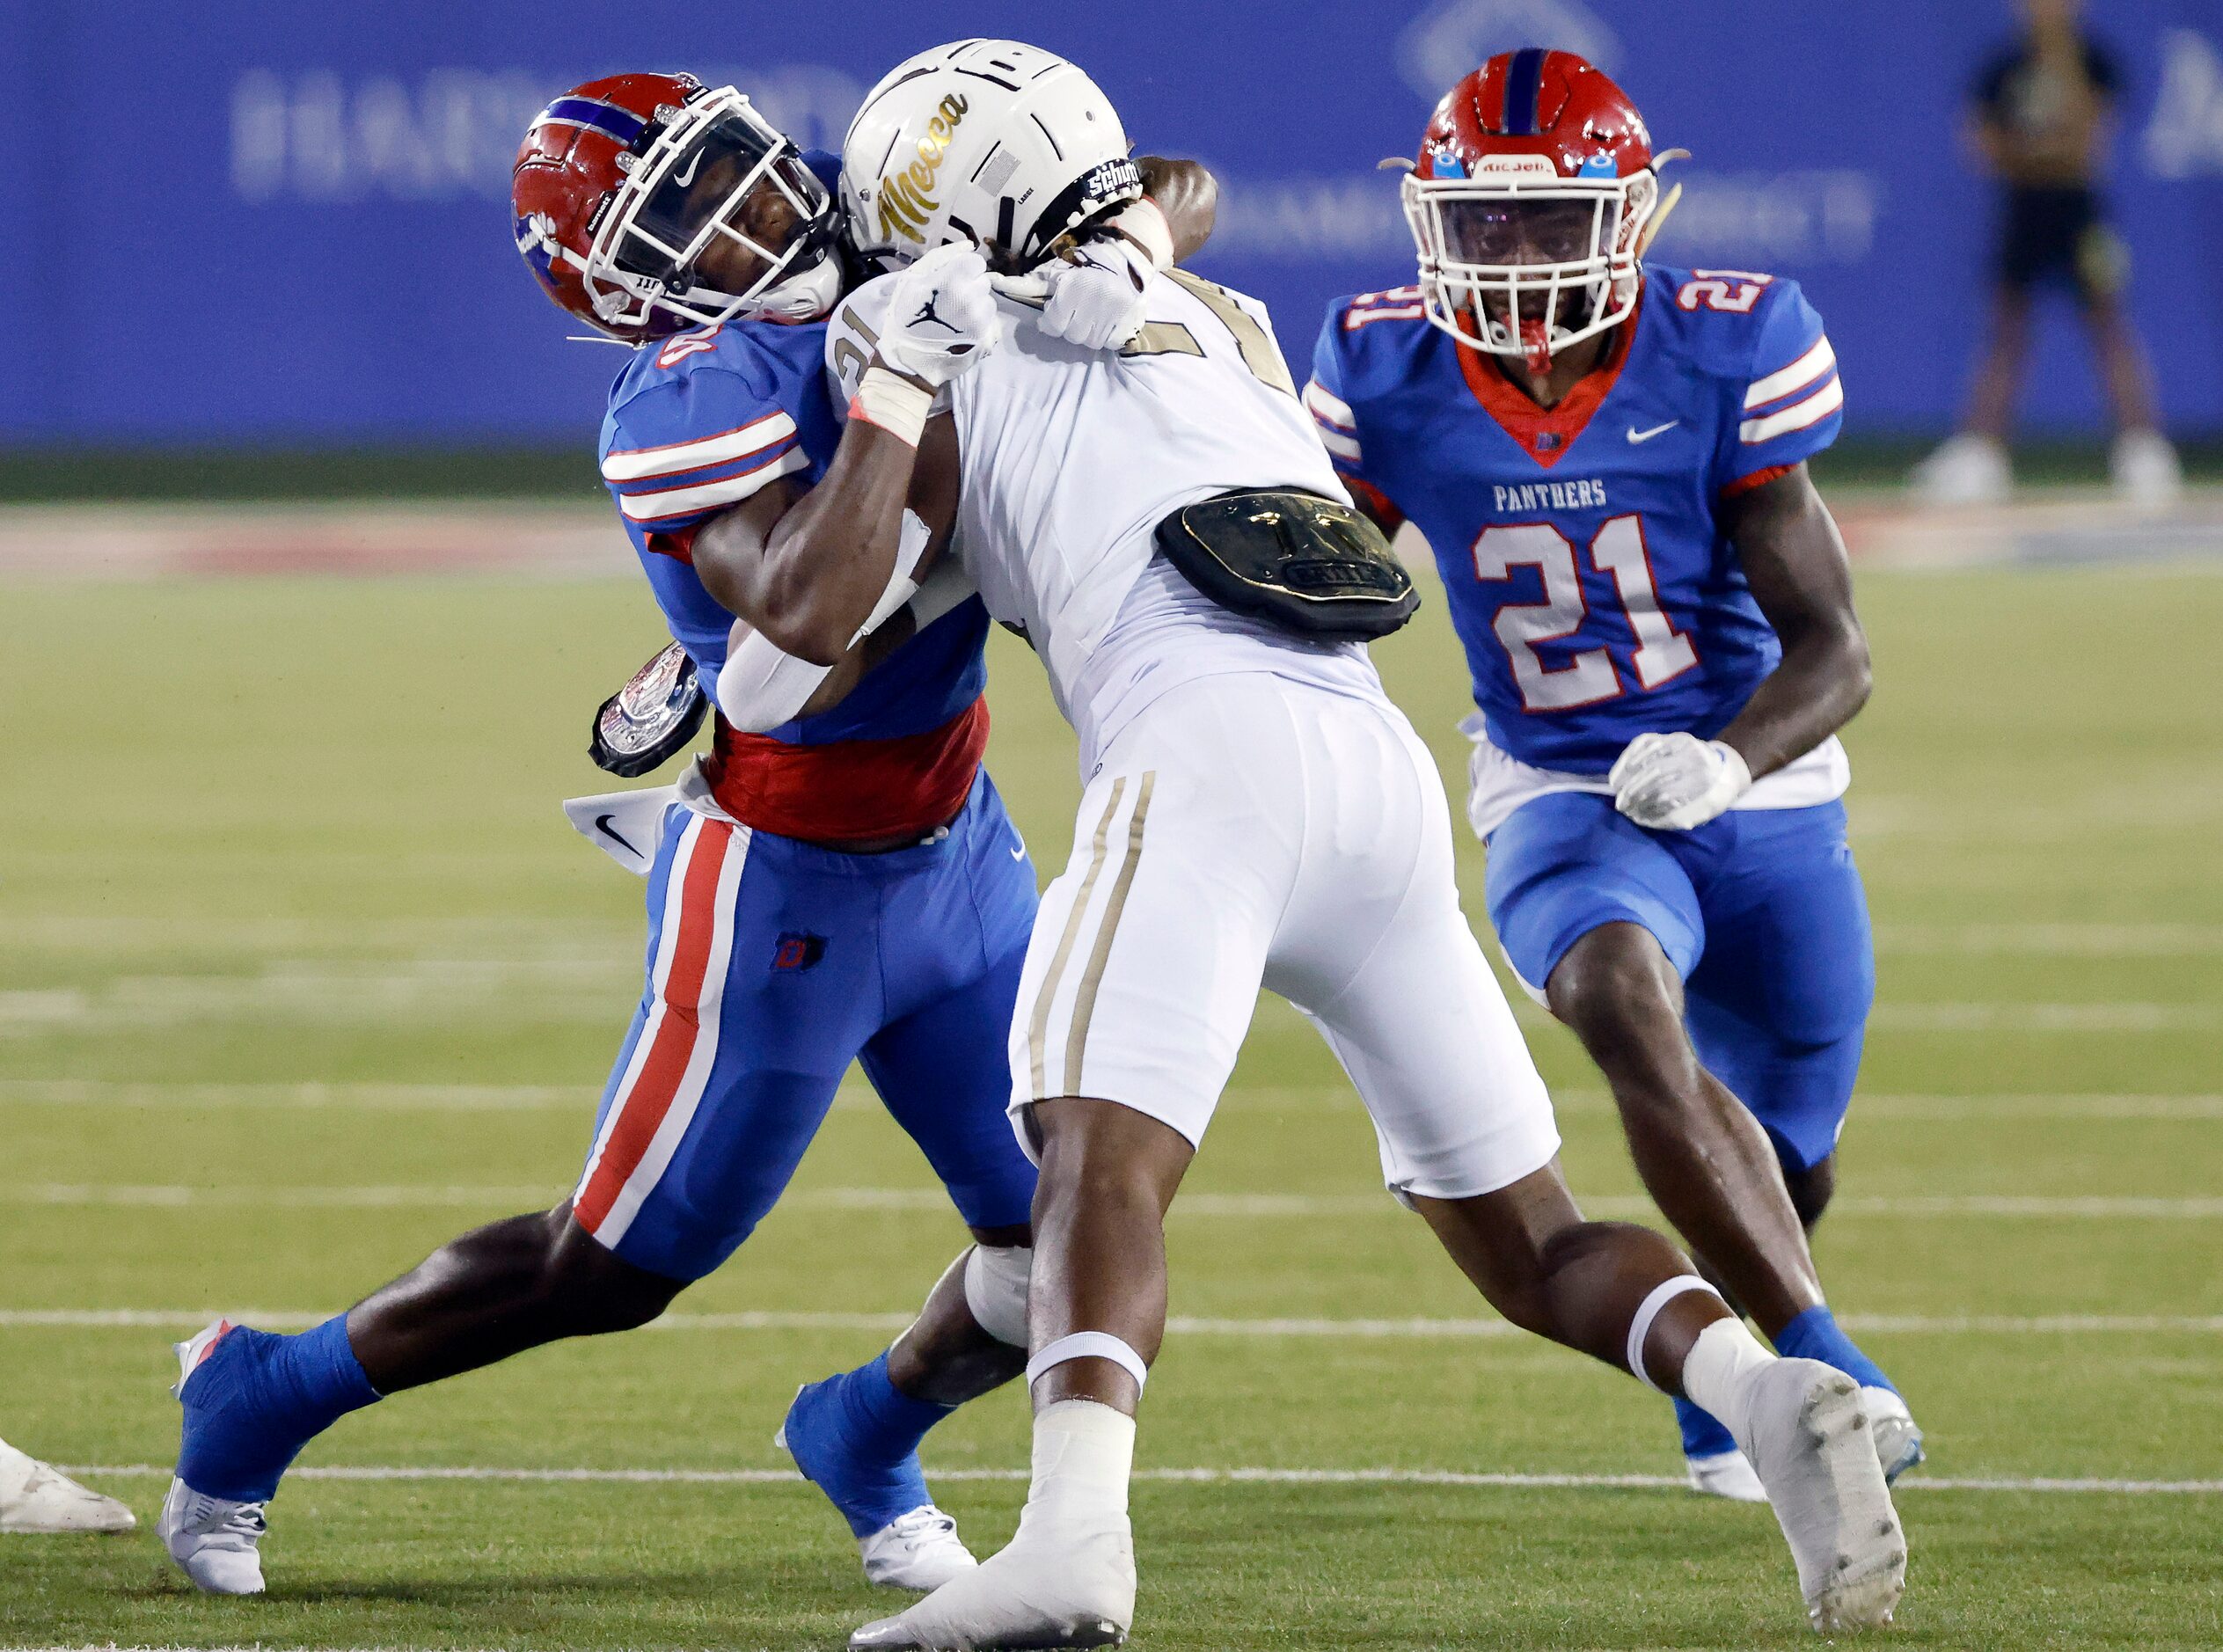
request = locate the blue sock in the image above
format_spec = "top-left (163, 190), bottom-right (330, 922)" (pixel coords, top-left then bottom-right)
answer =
top-left (785, 1352), bottom-right (954, 1537)
top-left (1771, 1305), bottom-right (1896, 1394)
top-left (177, 1314), bottom-right (382, 1502)
top-left (1673, 1393), bottom-right (1739, 1459)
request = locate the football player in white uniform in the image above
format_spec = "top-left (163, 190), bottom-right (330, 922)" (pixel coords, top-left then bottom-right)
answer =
top-left (735, 41), bottom-right (1906, 1647)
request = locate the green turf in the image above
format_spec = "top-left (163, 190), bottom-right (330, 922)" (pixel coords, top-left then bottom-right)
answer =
top-left (2, 567), bottom-right (2219, 1648)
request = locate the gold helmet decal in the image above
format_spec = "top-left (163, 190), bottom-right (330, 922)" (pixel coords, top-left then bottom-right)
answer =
top-left (874, 93), bottom-right (970, 245)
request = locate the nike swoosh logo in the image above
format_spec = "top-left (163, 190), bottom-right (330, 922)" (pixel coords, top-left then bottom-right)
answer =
top-left (670, 150), bottom-right (704, 190)
top-left (1009, 844), bottom-right (1027, 861)
top-left (1627, 420), bottom-right (1679, 444)
top-left (596, 814), bottom-right (643, 858)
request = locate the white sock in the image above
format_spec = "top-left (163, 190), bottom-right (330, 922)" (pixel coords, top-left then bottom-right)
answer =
top-left (1678, 1317), bottom-right (1776, 1448)
top-left (1013, 1399), bottom-right (1136, 1543)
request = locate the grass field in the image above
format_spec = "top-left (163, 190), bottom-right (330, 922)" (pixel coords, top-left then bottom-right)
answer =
top-left (3, 558), bottom-right (2220, 1649)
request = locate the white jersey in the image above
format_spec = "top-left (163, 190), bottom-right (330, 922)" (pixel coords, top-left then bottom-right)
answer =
top-left (827, 268), bottom-right (1378, 759)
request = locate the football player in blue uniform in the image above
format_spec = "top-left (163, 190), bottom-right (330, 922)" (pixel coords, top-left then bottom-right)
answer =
top-left (155, 71), bottom-right (1203, 1598)
top-left (1307, 50), bottom-right (1922, 1501)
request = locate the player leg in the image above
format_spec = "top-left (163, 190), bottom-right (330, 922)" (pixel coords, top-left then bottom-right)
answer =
top-left (852, 682), bottom-right (1296, 1650)
top-left (1289, 712), bottom-right (1902, 1631)
top-left (780, 787), bottom-right (1043, 1590)
top-left (1682, 802), bottom-right (1921, 1479)
top-left (160, 809), bottom-right (863, 1594)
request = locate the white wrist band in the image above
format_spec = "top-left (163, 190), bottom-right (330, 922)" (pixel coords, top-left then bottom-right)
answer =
top-left (849, 364), bottom-right (934, 448)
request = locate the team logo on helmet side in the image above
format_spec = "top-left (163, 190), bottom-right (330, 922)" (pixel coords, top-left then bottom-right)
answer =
top-left (874, 92), bottom-right (971, 245)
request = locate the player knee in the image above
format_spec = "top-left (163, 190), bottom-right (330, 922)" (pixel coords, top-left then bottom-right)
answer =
top-left (1782, 1155), bottom-right (1836, 1229)
top-left (1547, 931), bottom-right (1689, 1075)
top-left (541, 1213), bottom-right (688, 1335)
top-left (962, 1242), bottom-right (1033, 1347)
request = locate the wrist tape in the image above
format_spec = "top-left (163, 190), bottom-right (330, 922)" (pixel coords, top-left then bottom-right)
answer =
top-left (849, 364), bottom-right (934, 448)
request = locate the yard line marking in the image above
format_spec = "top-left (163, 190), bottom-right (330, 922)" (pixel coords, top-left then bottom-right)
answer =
top-left (8, 1309), bottom-right (2219, 1336)
top-left (53, 1463), bottom-right (2223, 1495)
top-left (1867, 1002), bottom-right (2218, 1032)
top-left (1871, 922), bottom-right (2223, 955)
top-left (5, 1185), bottom-right (2219, 1217)
top-left (8, 1081), bottom-right (2219, 1122)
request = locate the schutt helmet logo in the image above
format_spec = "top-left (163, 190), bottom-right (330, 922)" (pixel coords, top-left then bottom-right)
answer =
top-left (771, 932), bottom-right (828, 972)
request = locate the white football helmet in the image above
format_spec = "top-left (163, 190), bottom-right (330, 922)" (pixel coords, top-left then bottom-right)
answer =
top-left (839, 40), bottom-right (1144, 272)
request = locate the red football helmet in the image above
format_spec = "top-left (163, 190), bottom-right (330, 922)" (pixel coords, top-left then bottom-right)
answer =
top-left (512, 72), bottom-right (840, 342)
top-left (1399, 50), bottom-right (1679, 370)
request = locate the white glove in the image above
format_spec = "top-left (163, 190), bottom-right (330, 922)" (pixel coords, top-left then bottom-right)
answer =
top-left (874, 245), bottom-right (1002, 389)
top-left (1609, 732), bottom-right (1751, 831)
top-left (1033, 239), bottom-right (1152, 351)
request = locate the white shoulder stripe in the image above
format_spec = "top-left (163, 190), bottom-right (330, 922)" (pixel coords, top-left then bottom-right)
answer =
top-left (1744, 337), bottom-right (1836, 411)
top-left (1313, 424), bottom-right (1364, 462)
top-left (618, 448), bottom-right (808, 523)
top-left (603, 410), bottom-right (798, 483)
top-left (1303, 379), bottom-right (1356, 432)
top-left (1739, 374), bottom-right (1843, 444)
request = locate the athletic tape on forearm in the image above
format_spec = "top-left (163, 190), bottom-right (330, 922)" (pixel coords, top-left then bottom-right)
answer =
top-left (1626, 1275), bottom-right (1721, 1393)
top-left (848, 365), bottom-right (934, 449)
top-left (715, 627), bottom-right (834, 734)
top-left (1026, 1330), bottom-right (1149, 1393)
top-left (849, 507), bottom-right (932, 647)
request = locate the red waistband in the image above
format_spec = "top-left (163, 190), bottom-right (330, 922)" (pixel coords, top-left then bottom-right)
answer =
top-left (706, 697), bottom-right (990, 846)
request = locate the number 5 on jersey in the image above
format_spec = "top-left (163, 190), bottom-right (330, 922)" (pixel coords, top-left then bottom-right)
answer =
top-left (1472, 515), bottom-right (1699, 712)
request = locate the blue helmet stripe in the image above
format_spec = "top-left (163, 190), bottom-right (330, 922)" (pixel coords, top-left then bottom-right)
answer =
top-left (1503, 48), bottom-right (1546, 135)
top-left (541, 96), bottom-right (647, 146)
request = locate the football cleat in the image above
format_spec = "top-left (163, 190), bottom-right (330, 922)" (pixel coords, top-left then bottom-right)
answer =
top-left (1911, 432), bottom-right (2011, 505)
top-left (1738, 1359), bottom-right (1906, 1634)
top-left (0, 1439), bottom-right (135, 1533)
top-left (1685, 1446), bottom-right (1769, 1504)
top-left (2111, 428), bottom-right (2183, 508)
top-left (160, 1319), bottom-right (268, 1595)
top-left (859, 1504), bottom-right (980, 1593)
top-left (157, 1479), bottom-right (267, 1596)
top-left (1863, 1386), bottom-right (1927, 1484)
top-left (848, 1519), bottom-right (1134, 1650)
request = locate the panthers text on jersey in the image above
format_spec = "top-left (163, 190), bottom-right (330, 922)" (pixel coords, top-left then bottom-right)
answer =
top-left (598, 311), bottom-right (991, 842)
top-left (1306, 265), bottom-right (1845, 793)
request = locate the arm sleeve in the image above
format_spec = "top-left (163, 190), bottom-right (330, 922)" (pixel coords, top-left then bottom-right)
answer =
top-left (1718, 281), bottom-right (1842, 490)
top-left (600, 369), bottom-right (808, 544)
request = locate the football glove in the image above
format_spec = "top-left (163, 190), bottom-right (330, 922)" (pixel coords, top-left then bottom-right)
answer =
top-left (1609, 732), bottom-right (1751, 831)
top-left (1033, 238), bottom-right (1152, 351)
top-left (874, 245), bottom-right (1003, 389)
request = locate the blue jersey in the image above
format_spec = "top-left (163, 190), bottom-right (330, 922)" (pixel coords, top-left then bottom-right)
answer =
top-left (1307, 266), bottom-right (1842, 772)
top-left (597, 317), bottom-right (988, 748)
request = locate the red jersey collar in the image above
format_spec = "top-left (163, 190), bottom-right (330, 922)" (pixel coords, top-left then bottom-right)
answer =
top-left (1452, 283), bottom-right (1640, 469)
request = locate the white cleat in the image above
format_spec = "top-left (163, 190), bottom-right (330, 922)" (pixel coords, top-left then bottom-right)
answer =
top-left (861, 1504), bottom-right (980, 1592)
top-left (0, 1438), bottom-right (135, 1533)
top-left (159, 1317), bottom-right (267, 1594)
top-left (1863, 1386), bottom-right (1927, 1484)
top-left (1911, 432), bottom-right (2011, 505)
top-left (1738, 1359), bottom-right (1906, 1634)
top-left (157, 1478), bottom-right (267, 1595)
top-left (1686, 1447), bottom-right (1769, 1504)
top-left (2111, 428), bottom-right (2183, 508)
top-left (849, 1521), bottom-right (1135, 1650)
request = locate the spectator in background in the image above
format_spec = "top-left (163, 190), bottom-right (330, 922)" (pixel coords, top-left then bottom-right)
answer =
top-left (1914, 0), bottom-right (2182, 506)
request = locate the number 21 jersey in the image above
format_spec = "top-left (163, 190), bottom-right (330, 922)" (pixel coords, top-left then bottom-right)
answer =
top-left (1306, 265), bottom-right (1846, 812)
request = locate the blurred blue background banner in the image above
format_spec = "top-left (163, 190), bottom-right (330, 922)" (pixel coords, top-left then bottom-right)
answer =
top-left (4, 0), bottom-right (2219, 444)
